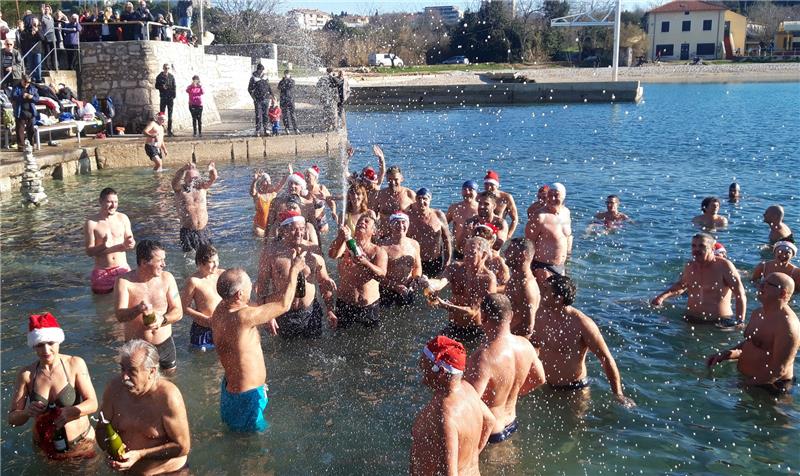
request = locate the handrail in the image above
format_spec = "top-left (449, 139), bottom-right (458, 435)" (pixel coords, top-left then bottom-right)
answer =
top-left (78, 21), bottom-right (192, 41)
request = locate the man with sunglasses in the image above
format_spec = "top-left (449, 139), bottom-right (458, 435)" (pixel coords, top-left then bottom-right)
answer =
top-left (707, 272), bottom-right (798, 395)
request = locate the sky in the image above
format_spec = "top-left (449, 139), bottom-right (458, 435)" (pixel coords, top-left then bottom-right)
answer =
top-left (279, 0), bottom-right (654, 16)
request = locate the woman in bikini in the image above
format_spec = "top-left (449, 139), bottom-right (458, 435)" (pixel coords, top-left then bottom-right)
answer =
top-left (7, 313), bottom-right (98, 460)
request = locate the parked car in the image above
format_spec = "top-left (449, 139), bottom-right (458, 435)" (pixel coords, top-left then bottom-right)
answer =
top-left (441, 56), bottom-right (470, 65)
top-left (368, 53), bottom-right (404, 67)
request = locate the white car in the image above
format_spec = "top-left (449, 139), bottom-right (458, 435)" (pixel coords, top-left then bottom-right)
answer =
top-left (368, 53), bottom-right (404, 67)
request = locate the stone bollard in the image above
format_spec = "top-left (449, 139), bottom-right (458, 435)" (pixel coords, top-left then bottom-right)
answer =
top-left (19, 141), bottom-right (48, 207)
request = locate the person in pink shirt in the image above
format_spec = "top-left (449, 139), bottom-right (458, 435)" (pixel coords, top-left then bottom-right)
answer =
top-left (186, 75), bottom-right (204, 136)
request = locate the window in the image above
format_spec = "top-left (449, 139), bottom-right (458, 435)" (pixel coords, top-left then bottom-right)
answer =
top-left (696, 43), bottom-right (715, 55)
top-left (703, 19), bottom-right (712, 31)
top-left (656, 44), bottom-right (674, 56)
top-left (682, 21), bottom-right (691, 32)
top-left (661, 21), bottom-right (670, 33)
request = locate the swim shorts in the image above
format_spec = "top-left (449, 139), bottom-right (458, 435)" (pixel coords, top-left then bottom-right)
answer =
top-left (549, 377), bottom-right (591, 391)
top-left (421, 256), bottom-right (445, 278)
top-left (220, 377), bottom-right (269, 432)
top-left (189, 322), bottom-right (214, 350)
top-left (179, 227), bottom-right (212, 253)
top-left (531, 260), bottom-right (565, 276)
top-left (155, 336), bottom-right (177, 371)
top-left (683, 314), bottom-right (734, 325)
top-left (756, 377), bottom-right (796, 396)
top-left (379, 285), bottom-right (415, 308)
top-left (90, 265), bottom-right (130, 294)
top-left (441, 322), bottom-right (484, 343)
top-left (452, 250), bottom-right (464, 261)
top-left (488, 420), bottom-right (518, 444)
top-left (335, 299), bottom-right (380, 329)
top-left (276, 299), bottom-right (323, 338)
top-left (144, 143), bottom-right (161, 161)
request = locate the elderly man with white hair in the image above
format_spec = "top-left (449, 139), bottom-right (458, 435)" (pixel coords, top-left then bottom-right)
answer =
top-left (96, 339), bottom-right (190, 473)
top-left (751, 241), bottom-right (800, 293)
top-left (525, 182), bottom-right (571, 284)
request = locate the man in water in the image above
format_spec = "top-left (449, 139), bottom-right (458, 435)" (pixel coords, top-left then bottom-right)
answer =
top-left (266, 172), bottom-right (315, 239)
top-left (707, 272), bottom-right (798, 395)
top-left (503, 238), bottom-right (540, 339)
top-left (172, 162), bottom-right (218, 253)
top-left (407, 188), bottom-right (452, 278)
top-left (763, 205), bottom-right (794, 244)
top-left (410, 336), bottom-right (494, 476)
top-left (373, 166), bottom-right (416, 233)
top-left (472, 225), bottom-right (509, 291)
top-left (464, 294), bottom-right (542, 444)
top-left (349, 144), bottom-right (386, 207)
top-left (378, 212), bottom-right (422, 307)
top-left (180, 244), bottom-right (223, 351)
top-left (594, 195), bottom-right (630, 226)
top-left (466, 194), bottom-right (508, 251)
top-left (427, 237), bottom-right (497, 342)
top-left (533, 275), bottom-right (636, 407)
top-left (751, 241), bottom-right (799, 293)
top-left (97, 340), bottom-right (190, 473)
top-left (84, 187), bottom-right (135, 294)
top-left (478, 170), bottom-right (519, 239)
top-left (142, 112), bottom-right (168, 172)
top-left (446, 180), bottom-right (479, 260)
top-left (256, 210), bottom-right (337, 338)
top-left (212, 263), bottom-right (303, 432)
top-left (692, 196), bottom-right (728, 230)
top-left (526, 185), bottom-right (570, 283)
top-left (526, 184), bottom-right (550, 221)
top-left (328, 213), bottom-right (388, 329)
top-left (652, 233), bottom-right (747, 326)
top-left (114, 240), bottom-right (182, 374)
top-left (728, 183), bottom-right (740, 203)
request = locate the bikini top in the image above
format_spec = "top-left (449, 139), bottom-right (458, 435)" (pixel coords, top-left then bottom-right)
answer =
top-left (29, 358), bottom-right (80, 408)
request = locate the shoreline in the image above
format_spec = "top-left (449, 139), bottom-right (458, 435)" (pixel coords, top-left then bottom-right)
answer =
top-left (349, 62), bottom-right (800, 87)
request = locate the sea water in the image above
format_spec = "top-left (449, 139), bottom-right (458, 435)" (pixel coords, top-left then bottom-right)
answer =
top-left (1, 82), bottom-right (798, 475)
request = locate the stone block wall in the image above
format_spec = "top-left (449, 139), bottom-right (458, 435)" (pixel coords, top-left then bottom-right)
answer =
top-left (80, 41), bottom-right (224, 133)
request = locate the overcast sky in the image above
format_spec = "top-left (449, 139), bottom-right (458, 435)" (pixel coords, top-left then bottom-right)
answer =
top-left (279, 0), bottom-right (654, 16)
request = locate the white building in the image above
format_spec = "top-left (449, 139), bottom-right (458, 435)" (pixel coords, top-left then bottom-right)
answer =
top-left (288, 9), bottom-right (332, 31)
top-left (342, 15), bottom-right (370, 28)
top-left (423, 6), bottom-right (464, 25)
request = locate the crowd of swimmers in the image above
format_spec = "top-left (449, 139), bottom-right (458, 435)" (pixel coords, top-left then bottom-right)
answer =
top-left (7, 146), bottom-right (799, 474)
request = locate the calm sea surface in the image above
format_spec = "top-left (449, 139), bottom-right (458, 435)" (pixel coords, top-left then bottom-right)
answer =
top-left (1, 82), bottom-right (799, 475)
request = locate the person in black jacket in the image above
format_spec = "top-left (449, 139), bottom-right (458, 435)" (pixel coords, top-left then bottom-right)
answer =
top-left (277, 69), bottom-right (298, 134)
top-left (11, 74), bottom-right (39, 147)
top-left (1, 38), bottom-right (24, 89)
top-left (247, 64), bottom-right (272, 136)
top-left (20, 18), bottom-right (43, 83)
top-left (155, 63), bottom-right (176, 136)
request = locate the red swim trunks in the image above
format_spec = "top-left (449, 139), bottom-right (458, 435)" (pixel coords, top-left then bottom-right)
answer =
top-left (90, 265), bottom-right (130, 294)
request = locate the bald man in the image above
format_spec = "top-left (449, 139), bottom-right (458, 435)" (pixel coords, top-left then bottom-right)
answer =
top-left (211, 262), bottom-right (303, 432)
top-left (763, 205), bottom-right (794, 245)
top-left (707, 272), bottom-right (799, 395)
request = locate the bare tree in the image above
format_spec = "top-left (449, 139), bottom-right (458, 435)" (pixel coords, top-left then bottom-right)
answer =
top-left (748, 3), bottom-right (797, 46)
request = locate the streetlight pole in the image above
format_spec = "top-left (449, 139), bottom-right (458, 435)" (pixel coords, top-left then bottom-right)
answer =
top-left (612, 0), bottom-right (621, 81)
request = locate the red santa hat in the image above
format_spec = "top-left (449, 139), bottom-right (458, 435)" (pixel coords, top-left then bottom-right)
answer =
top-left (423, 336), bottom-right (466, 375)
top-left (361, 167), bottom-right (378, 183)
top-left (484, 170), bottom-right (500, 187)
top-left (475, 221), bottom-right (499, 236)
top-left (27, 312), bottom-right (65, 347)
top-left (306, 165), bottom-right (320, 179)
top-left (279, 210), bottom-right (306, 227)
top-left (713, 242), bottom-right (727, 257)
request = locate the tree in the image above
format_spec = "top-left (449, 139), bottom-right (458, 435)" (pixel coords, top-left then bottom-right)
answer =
top-left (748, 3), bottom-right (799, 46)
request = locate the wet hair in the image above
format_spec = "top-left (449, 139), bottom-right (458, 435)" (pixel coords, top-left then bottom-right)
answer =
top-left (195, 244), bottom-right (218, 266)
top-left (99, 187), bottom-right (117, 200)
top-left (729, 183), bottom-right (739, 191)
top-left (700, 196), bottom-right (720, 212)
top-left (135, 239), bottom-right (164, 265)
top-left (480, 293), bottom-right (512, 323)
top-left (465, 236), bottom-right (490, 255)
top-left (387, 166), bottom-right (402, 176)
top-left (606, 195), bottom-right (620, 202)
top-left (546, 274), bottom-right (577, 306)
top-left (217, 268), bottom-right (248, 300)
top-left (504, 237), bottom-right (533, 263)
top-left (693, 232), bottom-right (715, 245)
top-left (347, 184), bottom-right (369, 214)
top-left (119, 339), bottom-right (160, 376)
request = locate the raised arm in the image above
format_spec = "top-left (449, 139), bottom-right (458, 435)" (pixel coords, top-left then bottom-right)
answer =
top-left (243, 252), bottom-right (305, 327)
top-left (171, 163), bottom-right (191, 193)
top-left (373, 144), bottom-right (386, 186)
top-left (328, 226), bottom-right (349, 259)
top-left (198, 162), bottom-right (217, 189)
top-left (582, 313), bottom-right (635, 407)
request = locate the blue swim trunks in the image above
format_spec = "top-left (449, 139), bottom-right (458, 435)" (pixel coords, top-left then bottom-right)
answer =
top-left (189, 322), bottom-right (214, 351)
top-left (220, 377), bottom-right (269, 432)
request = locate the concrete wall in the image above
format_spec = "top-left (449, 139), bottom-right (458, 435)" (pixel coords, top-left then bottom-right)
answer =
top-left (204, 43), bottom-right (279, 77)
top-left (80, 41), bottom-right (226, 133)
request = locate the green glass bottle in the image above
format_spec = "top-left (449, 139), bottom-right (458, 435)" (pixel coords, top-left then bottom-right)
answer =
top-left (100, 411), bottom-right (127, 461)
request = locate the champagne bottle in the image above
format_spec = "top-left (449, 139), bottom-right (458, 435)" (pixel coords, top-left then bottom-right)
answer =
top-left (295, 271), bottom-right (306, 298)
top-left (51, 404), bottom-right (68, 453)
top-left (345, 238), bottom-right (361, 258)
top-left (143, 311), bottom-right (157, 326)
top-left (100, 411), bottom-right (127, 461)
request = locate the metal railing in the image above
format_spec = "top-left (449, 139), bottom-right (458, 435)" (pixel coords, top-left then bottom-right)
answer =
top-left (77, 21), bottom-right (192, 42)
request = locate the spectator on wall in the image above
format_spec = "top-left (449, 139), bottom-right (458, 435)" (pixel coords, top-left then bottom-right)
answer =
top-left (0, 11), bottom-right (9, 41)
top-left (277, 69), bottom-right (298, 134)
top-left (11, 74), bottom-right (39, 147)
top-left (186, 75), bottom-right (203, 136)
top-left (39, 4), bottom-right (58, 71)
top-left (20, 18), bottom-right (42, 83)
top-left (155, 63), bottom-right (176, 136)
top-left (248, 63), bottom-right (272, 137)
top-left (120, 2), bottom-right (140, 41)
top-left (62, 14), bottom-right (81, 70)
top-left (100, 7), bottom-right (117, 42)
top-left (1, 38), bottom-right (24, 89)
top-left (176, 0), bottom-right (193, 29)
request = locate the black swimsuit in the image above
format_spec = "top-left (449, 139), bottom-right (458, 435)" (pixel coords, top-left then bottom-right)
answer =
top-left (29, 359), bottom-right (90, 448)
